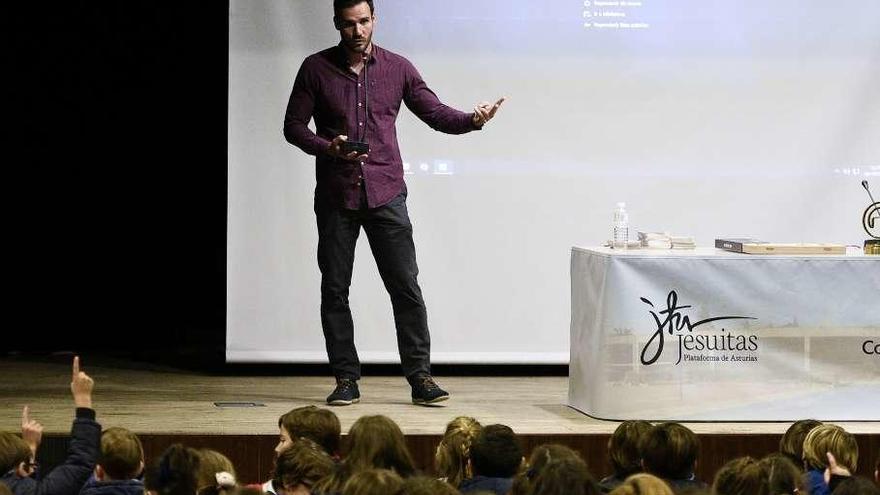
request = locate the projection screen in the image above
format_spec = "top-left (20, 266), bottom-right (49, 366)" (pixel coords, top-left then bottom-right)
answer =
top-left (227, 1), bottom-right (880, 363)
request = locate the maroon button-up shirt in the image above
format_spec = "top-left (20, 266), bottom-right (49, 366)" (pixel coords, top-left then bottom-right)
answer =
top-left (284, 44), bottom-right (479, 209)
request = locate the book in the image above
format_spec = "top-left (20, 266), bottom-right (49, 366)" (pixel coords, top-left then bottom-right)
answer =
top-left (715, 238), bottom-right (846, 255)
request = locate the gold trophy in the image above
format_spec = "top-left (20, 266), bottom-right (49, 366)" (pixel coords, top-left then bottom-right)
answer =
top-left (862, 181), bottom-right (879, 255)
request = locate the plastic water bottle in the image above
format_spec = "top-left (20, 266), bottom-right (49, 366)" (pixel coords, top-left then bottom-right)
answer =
top-left (612, 202), bottom-right (629, 249)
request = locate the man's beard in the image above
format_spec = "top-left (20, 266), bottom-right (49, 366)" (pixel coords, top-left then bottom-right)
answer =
top-left (346, 34), bottom-right (371, 53)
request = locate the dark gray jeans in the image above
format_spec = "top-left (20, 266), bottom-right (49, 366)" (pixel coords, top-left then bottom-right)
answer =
top-left (314, 189), bottom-right (431, 380)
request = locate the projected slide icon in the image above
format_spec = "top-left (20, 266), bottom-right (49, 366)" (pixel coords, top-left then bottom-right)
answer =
top-left (402, 160), bottom-right (454, 175)
top-left (433, 161), bottom-right (454, 175)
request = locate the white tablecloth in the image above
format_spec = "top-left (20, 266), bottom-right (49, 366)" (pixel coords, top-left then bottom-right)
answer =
top-left (568, 247), bottom-right (880, 421)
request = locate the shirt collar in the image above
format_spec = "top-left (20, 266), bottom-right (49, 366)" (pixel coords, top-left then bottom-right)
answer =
top-left (334, 42), bottom-right (380, 70)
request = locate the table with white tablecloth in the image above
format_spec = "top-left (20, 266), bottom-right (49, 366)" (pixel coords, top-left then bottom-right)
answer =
top-left (568, 247), bottom-right (880, 421)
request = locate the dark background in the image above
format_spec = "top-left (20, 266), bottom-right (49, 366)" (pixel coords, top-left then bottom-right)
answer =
top-left (10, 2), bottom-right (229, 362)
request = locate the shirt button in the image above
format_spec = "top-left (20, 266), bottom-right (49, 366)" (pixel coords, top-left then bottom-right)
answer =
top-left (358, 83), bottom-right (362, 87)
top-left (356, 181), bottom-right (362, 186)
top-left (358, 102), bottom-right (363, 107)
top-left (358, 122), bottom-right (363, 126)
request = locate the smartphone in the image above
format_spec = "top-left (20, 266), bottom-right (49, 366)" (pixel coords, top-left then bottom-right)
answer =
top-left (341, 141), bottom-right (369, 155)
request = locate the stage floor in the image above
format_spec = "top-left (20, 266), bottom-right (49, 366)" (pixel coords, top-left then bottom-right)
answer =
top-left (1, 358), bottom-right (878, 436)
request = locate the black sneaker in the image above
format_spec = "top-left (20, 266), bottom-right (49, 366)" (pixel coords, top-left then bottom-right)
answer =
top-left (409, 375), bottom-right (450, 405)
top-left (326, 378), bottom-right (360, 406)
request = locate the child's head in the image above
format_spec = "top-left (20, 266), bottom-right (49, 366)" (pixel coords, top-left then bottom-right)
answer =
top-left (345, 415), bottom-right (415, 477)
top-left (802, 424), bottom-right (858, 473)
top-left (608, 421), bottom-right (653, 479)
top-left (0, 432), bottom-right (33, 478)
top-left (97, 427), bottom-right (145, 481)
top-left (397, 476), bottom-right (460, 495)
top-left (277, 406), bottom-right (341, 457)
top-left (639, 423), bottom-right (700, 481)
top-left (829, 476), bottom-right (880, 495)
top-left (340, 468), bottom-right (403, 495)
top-left (434, 416), bottom-right (482, 486)
top-left (195, 449), bottom-right (236, 495)
top-left (274, 437), bottom-right (335, 494)
top-left (511, 444), bottom-right (582, 495)
top-left (530, 456), bottom-right (599, 495)
top-left (145, 444), bottom-right (201, 495)
top-left (760, 453), bottom-right (802, 495)
top-left (608, 474), bottom-right (674, 495)
top-left (779, 419), bottom-right (822, 466)
top-left (712, 457), bottom-right (768, 495)
top-left (469, 424), bottom-right (523, 479)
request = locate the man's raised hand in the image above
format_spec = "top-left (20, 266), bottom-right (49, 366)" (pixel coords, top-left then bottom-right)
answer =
top-left (473, 97), bottom-right (506, 127)
top-left (21, 406), bottom-right (43, 454)
top-left (70, 356), bottom-right (94, 409)
top-left (328, 135), bottom-right (369, 162)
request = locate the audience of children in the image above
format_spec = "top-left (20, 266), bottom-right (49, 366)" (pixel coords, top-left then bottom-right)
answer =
top-left (3, 360), bottom-right (879, 495)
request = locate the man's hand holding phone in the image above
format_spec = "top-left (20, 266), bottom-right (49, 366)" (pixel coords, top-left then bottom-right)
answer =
top-left (328, 135), bottom-right (369, 162)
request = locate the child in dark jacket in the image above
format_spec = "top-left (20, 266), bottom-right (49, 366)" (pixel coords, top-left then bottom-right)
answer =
top-left (1, 357), bottom-right (101, 495)
top-left (79, 427), bottom-right (145, 495)
top-left (458, 424), bottom-right (523, 495)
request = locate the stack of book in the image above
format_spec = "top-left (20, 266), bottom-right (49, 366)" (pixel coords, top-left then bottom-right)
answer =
top-left (638, 232), bottom-right (696, 249)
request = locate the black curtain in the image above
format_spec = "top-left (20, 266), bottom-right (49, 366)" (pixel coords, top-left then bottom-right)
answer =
top-left (10, 2), bottom-right (229, 355)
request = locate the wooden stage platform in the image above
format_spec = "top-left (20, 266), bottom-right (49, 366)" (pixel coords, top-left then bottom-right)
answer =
top-left (2, 357), bottom-right (878, 483)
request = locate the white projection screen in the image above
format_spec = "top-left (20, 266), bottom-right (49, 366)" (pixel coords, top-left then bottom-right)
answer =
top-left (227, 1), bottom-right (880, 364)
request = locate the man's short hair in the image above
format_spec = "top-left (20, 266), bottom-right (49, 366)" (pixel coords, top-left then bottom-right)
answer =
top-left (470, 424), bottom-right (523, 478)
top-left (274, 438), bottom-right (335, 490)
top-left (639, 423), bottom-right (700, 480)
top-left (333, 0), bottom-right (375, 16)
top-left (779, 419), bottom-right (822, 465)
top-left (608, 420), bottom-right (652, 478)
top-left (802, 424), bottom-right (858, 473)
top-left (0, 432), bottom-right (31, 473)
top-left (100, 427), bottom-right (145, 480)
top-left (278, 406), bottom-right (341, 455)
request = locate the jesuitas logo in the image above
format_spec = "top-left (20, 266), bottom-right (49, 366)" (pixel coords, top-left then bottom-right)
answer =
top-left (639, 290), bottom-right (757, 365)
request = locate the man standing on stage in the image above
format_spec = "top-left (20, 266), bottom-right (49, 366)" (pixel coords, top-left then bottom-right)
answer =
top-left (284, 0), bottom-right (504, 406)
